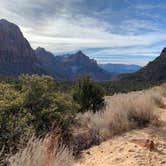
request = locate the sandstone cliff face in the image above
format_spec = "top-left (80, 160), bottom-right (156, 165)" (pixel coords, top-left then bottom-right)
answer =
top-left (0, 19), bottom-right (43, 75)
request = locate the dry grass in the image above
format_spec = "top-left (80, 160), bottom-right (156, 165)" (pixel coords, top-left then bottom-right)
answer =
top-left (7, 133), bottom-right (74, 166)
top-left (75, 86), bottom-right (165, 143)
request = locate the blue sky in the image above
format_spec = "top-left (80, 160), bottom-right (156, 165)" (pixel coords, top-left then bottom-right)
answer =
top-left (1, 0), bottom-right (166, 65)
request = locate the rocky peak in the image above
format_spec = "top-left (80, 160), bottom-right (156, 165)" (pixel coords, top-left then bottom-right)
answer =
top-left (35, 47), bottom-right (49, 57)
top-left (76, 50), bottom-right (84, 55)
top-left (36, 47), bottom-right (46, 53)
top-left (162, 47), bottom-right (166, 53)
top-left (0, 19), bottom-right (14, 26)
top-left (67, 50), bottom-right (97, 65)
top-left (35, 47), bottom-right (56, 61)
top-left (0, 19), bottom-right (43, 75)
top-left (74, 50), bottom-right (87, 58)
top-left (0, 19), bottom-right (36, 63)
top-left (0, 19), bottom-right (24, 40)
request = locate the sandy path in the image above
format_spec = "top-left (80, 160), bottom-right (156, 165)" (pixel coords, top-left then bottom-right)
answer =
top-left (74, 108), bottom-right (166, 166)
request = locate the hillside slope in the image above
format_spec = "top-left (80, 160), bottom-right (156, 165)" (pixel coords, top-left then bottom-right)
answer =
top-left (99, 64), bottom-right (141, 75)
top-left (74, 102), bottom-right (166, 166)
top-left (117, 47), bottom-right (166, 81)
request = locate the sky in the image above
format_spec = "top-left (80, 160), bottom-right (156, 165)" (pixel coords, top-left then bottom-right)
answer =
top-left (1, 0), bottom-right (166, 66)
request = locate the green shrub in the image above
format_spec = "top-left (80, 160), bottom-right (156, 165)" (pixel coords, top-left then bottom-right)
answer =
top-left (0, 83), bottom-right (33, 156)
top-left (73, 76), bottom-right (105, 113)
top-left (19, 75), bottom-right (78, 135)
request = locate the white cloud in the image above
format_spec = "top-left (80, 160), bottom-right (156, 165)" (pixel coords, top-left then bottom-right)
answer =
top-left (133, 4), bottom-right (165, 10)
top-left (23, 22), bottom-right (166, 52)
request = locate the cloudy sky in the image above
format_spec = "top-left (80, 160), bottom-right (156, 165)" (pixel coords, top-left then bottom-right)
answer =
top-left (1, 0), bottom-right (166, 65)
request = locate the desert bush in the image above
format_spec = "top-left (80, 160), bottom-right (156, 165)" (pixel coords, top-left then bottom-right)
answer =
top-left (75, 88), bottom-right (161, 143)
top-left (144, 87), bottom-right (165, 108)
top-left (71, 128), bottom-right (100, 155)
top-left (73, 76), bottom-right (105, 113)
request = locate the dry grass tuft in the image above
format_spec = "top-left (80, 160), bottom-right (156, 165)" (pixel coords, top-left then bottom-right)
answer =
top-left (7, 132), bottom-right (74, 166)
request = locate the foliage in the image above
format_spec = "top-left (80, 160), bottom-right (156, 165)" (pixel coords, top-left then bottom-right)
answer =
top-left (0, 74), bottom-right (163, 164)
top-left (0, 82), bottom-right (33, 157)
top-left (73, 76), bottom-right (105, 113)
top-left (19, 75), bottom-right (79, 135)
top-left (0, 75), bottom-right (78, 162)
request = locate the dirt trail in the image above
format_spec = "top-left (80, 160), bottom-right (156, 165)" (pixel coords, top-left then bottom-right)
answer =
top-left (74, 108), bottom-right (166, 166)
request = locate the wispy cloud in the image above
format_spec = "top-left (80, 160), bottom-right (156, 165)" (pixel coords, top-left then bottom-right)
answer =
top-left (133, 4), bottom-right (165, 10)
top-left (84, 45), bottom-right (163, 65)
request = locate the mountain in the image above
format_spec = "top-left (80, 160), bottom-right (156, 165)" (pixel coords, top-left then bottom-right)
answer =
top-left (0, 19), bottom-right (111, 81)
top-left (35, 48), bottom-right (112, 81)
top-left (99, 64), bottom-right (141, 75)
top-left (0, 19), bottom-right (43, 75)
top-left (35, 47), bottom-right (65, 79)
top-left (117, 47), bottom-right (166, 81)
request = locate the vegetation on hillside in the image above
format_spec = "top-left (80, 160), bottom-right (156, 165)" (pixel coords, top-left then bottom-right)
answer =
top-left (100, 80), bottom-right (163, 95)
top-left (0, 74), bottom-right (105, 164)
top-left (0, 74), bottom-right (165, 165)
